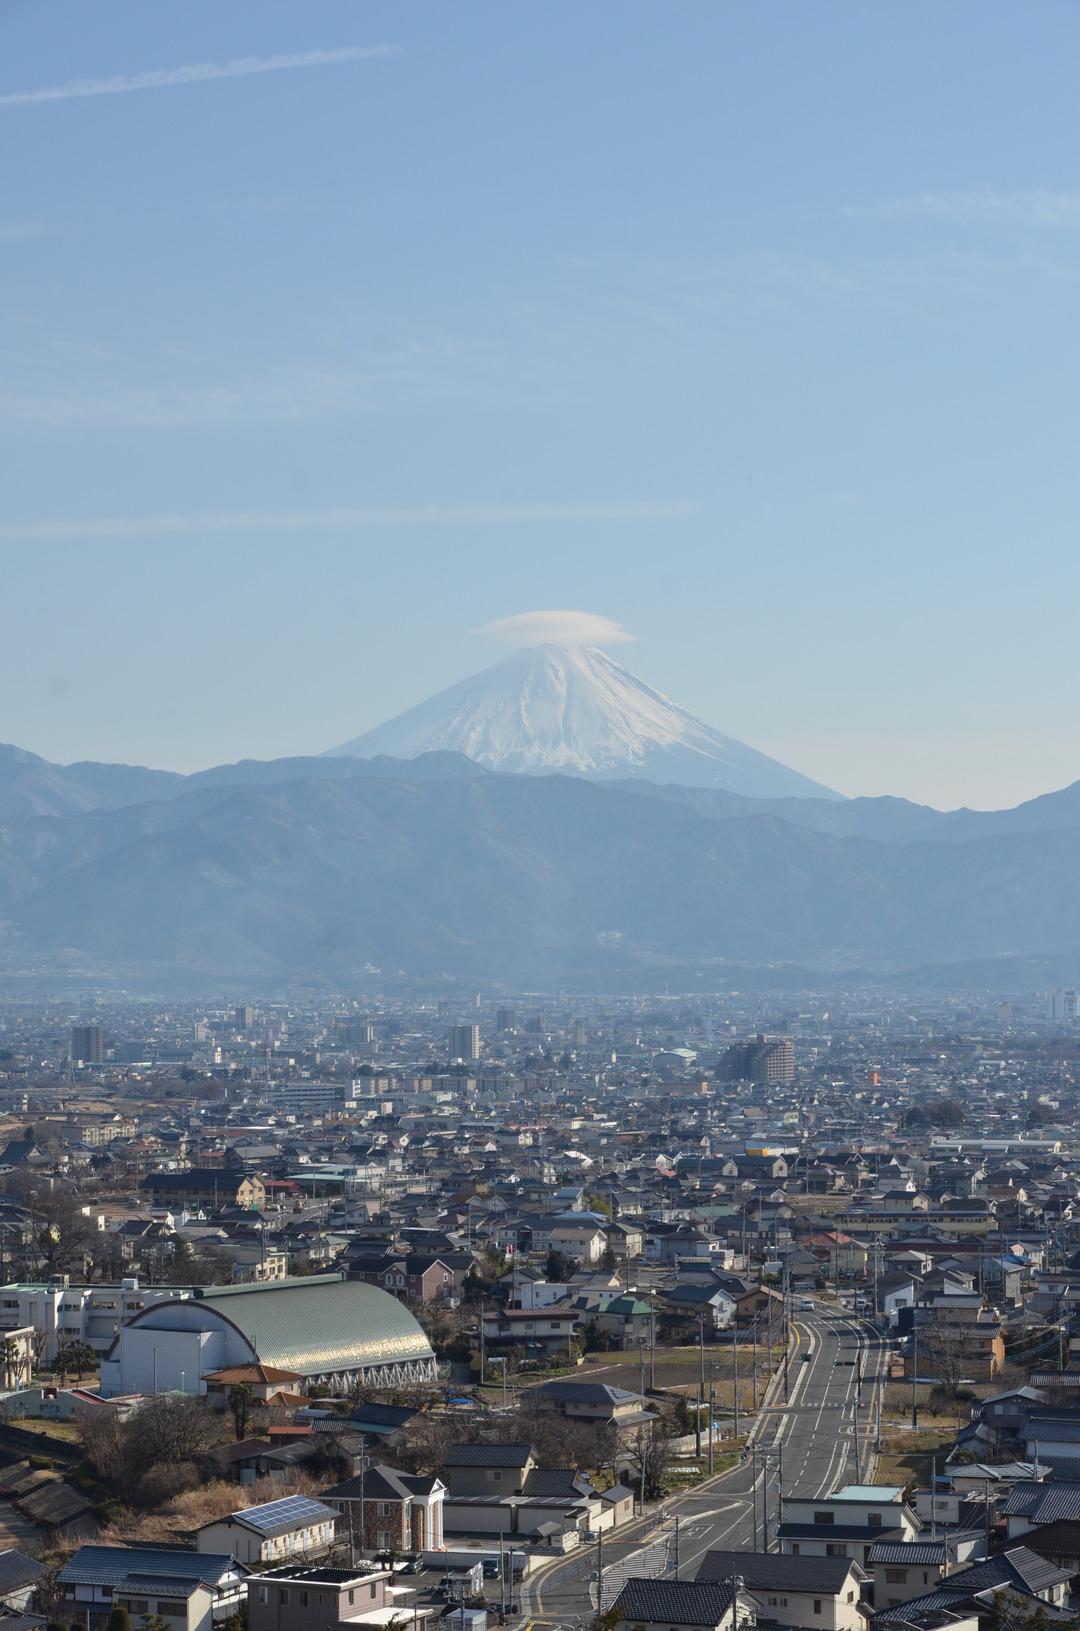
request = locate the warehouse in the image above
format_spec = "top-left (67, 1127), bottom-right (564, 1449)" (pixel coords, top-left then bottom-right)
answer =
top-left (98, 1273), bottom-right (436, 1397)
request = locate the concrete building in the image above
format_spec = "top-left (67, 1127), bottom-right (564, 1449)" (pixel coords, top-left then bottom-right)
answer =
top-left (449, 1024), bottom-right (480, 1062)
top-left (71, 1024), bottom-right (104, 1065)
top-left (0, 1275), bottom-right (189, 1364)
top-left (248, 1562), bottom-right (433, 1631)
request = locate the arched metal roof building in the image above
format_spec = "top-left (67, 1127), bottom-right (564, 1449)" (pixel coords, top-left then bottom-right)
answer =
top-left (99, 1273), bottom-right (436, 1397)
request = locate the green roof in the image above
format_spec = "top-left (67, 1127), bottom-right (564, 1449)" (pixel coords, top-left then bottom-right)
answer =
top-left (190, 1274), bottom-right (433, 1375)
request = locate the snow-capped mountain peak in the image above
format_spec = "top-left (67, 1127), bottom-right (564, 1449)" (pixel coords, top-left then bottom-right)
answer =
top-left (325, 643), bottom-right (839, 799)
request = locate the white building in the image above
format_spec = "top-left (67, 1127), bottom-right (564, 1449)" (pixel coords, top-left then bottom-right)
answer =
top-left (0, 1276), bottom-right (190, 1364)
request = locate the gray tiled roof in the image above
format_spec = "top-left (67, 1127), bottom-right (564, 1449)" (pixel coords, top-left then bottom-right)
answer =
top-left (1001, 1481), bottom-right (1080, 1524)
top-left (443, 1443), bottom-right (534, 1467)
top-left (612, 1578), bottom-right (738, 1626)
top-left (867, 1542), bottom-right (947, 1565)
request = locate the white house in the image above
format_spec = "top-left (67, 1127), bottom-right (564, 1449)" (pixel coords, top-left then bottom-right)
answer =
top-left (195, 1495), bottom-right (338, 1568)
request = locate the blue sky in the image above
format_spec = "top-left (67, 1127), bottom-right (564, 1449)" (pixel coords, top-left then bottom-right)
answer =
top-left (2, 1), bottom-right (1079, 809)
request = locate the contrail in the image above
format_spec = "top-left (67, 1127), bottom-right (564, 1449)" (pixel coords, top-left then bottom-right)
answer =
top-left (0, 45), bottom-right (398, 110)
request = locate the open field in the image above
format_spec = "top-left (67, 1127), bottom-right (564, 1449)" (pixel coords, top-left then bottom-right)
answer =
top-left (874, 1428), bottom-right (956, 1490)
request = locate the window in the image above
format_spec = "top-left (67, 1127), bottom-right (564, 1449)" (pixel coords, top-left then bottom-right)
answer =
top-left (813, 1602), bottom-right (822, 1616)
top-left (792, 1544), bottom-right (800, 1555)
top-left (377, 1501), bottom-right (391, 1515)
top-left (826, 1543), bottom-right (848, 1557)
top-left (867, 1513), bottom-right (881, 1527)
top-left (370, 1583), bottom-right (378, 1599)
top-left (300, 1591), bottom-right (308, 1606)
top-left (156, 1601), bottom-right (185, 1617)
top-left (885, 1571), bottom-right (907, 1585)
top-left (280, 1590), bottom-right (289, 1605)
top-left (813, 1511), bottom-right (834, 1525)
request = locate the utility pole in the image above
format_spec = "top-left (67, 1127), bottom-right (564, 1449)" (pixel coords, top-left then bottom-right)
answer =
top-left (782, 1263), bottom-right (791, 1403)
top-left (480, 1297), bottom-right (486, 1387)
top-left (911, 1318), bottom-right (919, 1429)
top-left (708, 1360), bottom-right (716, 1475)
top-left (674, 1513), bottom-right (681, 1578)
top-left (695, 1313), bottom-right (705, 1457)
top-left (751, 1443), bottom-right (758, 1550)
top-left (597, 1527), bottom-right (604, 1613)
top-left (762, 1449), bottom-right (771, 1554)
top-left (733, 1331), bottom-right (740, 1438)
top-left (639, 1337), bottom-right (647, 1401)
top-left (650, 1310), bottom-right (656, 1390)
top-left (752, 1315), bottom-right (759, 1411)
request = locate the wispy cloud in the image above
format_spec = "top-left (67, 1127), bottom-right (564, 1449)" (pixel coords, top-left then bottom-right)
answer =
top-left (0, 45), bottom-right (397, 110)
top-left (473, 610), bottom-right (636, 647)
top-left (846, 187), bottom-right (1080, 227)
top-left (0, 340), bottom-right (520, 431)
top-left (0, 501), bottom-right (693, 543)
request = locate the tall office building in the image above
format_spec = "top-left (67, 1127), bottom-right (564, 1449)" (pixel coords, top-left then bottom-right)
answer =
top-left (234, 1005), bottom-right (255, 1032)
top-left (449, 1024), bottom-right (480, 1061)
top-left (496, 1007), bottom-right (516, 1033)
top-left (71, 1024), bottom-right (104, 1065)
top-left (1051, 989), bottom-right (1080, 1022)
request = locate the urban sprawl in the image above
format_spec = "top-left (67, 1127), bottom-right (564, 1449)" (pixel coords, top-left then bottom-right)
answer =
top-left (0, 990), bottom-right (1079, 1631)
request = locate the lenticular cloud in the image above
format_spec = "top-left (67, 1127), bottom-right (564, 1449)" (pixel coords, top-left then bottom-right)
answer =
top-left (473, 609), bottom-right (635, 647)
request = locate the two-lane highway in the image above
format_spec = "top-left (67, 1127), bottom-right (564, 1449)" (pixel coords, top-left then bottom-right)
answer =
top-left (521, 1302), bottom-right (888, 1630)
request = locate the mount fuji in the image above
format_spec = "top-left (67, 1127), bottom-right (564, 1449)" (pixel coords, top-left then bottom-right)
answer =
top-left (325, 643), bottom-right (840, 799)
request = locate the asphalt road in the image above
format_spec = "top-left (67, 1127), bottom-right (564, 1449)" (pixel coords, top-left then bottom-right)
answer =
top-left (520, 1303), bottom-right (888, 1631)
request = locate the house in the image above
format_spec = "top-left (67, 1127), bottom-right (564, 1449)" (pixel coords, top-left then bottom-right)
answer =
top-left (662, 1284), bottom-right (737, 1331)
top-left (248, 1561), bottom-right (435, 1631)
top-left (441, 1443), bottom-right (537, 1498)
top-left (779, 1486), bottom-right (919, 1566)
top-left (195, 1494), bottom-right (339, 1567)
top-left (611, 1576), bottom-right (757, 1631)
top-left (1001, 1480), bottom-right (1080, 1543)
top-left (1022, 1411), bottom-right (1080, 1462)
top-left (202, 1362), bottom-right (305, 1409)
top-left (481, 1307), bottom-right (579, 1353)
top-left (347, 1252), bottom-right (459, 1304)
top-left (866, 1541), bottom-right (949, 1612)
top-left (697, 1549), bottom-right (867, 1631)
top-left (873, 1546), bottom-right (1072, 1625)
top-left (522, 1381), bottom-right (658, 1436)
top-left (322, 1464), bottom-right (446, 1552)
top-left (140, 1170), bottom-right (267, 1211)
top-left (57, 1545), bottom-right (246, 1631)
top-left (0, 1548), bottom-right (47, 1613)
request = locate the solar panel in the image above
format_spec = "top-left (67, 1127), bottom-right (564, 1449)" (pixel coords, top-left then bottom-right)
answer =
top-left (235, 1495), bottom-right (335, 1535)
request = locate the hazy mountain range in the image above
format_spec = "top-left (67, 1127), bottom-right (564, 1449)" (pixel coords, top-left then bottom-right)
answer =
top-left (3, 739), bottom-right (1080, 989)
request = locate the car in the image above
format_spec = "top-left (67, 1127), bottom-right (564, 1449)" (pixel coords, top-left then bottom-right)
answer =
top-left (399, 1557), bottom-right (424, 1574)
top-left (482, 1561), bottom-right (502, 1578)
top-left (801, 1350), bottom-right (812, 1362)
top-left (799, 1297), bottom-right (814, 1310)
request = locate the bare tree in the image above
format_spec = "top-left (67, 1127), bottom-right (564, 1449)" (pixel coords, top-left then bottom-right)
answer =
top-left (622, 1428), bottom-right (672, 1501)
